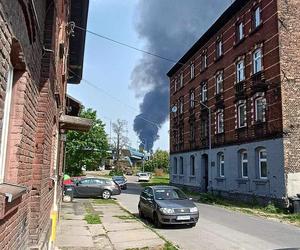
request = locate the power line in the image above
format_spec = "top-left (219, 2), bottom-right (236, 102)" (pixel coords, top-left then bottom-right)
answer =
top-left (68, 68), bottom-right (160, 129)
top-left (74, 25), bottom-right (184, 65)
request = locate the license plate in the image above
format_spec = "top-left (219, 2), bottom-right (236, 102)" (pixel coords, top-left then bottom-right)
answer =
top-left (177, 215), bottom-right (190, 221)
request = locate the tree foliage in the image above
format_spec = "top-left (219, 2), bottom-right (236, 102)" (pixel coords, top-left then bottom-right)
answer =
top-left (65, 108), bottom-right (109, 176)
top-left (144, 150), bottom-right (169, 173)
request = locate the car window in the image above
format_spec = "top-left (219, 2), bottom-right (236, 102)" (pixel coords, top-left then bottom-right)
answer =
top-left (80, 179), bottom-right (92, 185)
top-left (104, 179), bottom-right (113, 185)
top-left (154, 188), bottom-right (187, 200)
top-left (93, 179), bottom-right (104, 184)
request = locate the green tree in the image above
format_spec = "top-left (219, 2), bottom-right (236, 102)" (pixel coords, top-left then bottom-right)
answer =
top-left (65, 108), bottom-right (109, 176)
top-left (144, 150), bottom-right (169, 173)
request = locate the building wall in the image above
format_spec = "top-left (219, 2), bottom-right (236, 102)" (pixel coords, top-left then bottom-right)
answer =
top-left (0, 0), bottom-right (70, 249)
top-left (171, 138), bottom-right (285, 200)
top-left (277, 0), bottom-right (300, 197)
top-left (169, 0), bottom-right (282, 154)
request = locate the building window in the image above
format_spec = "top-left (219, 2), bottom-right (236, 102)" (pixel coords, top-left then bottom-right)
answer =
top-left (255, 97), bottom-right (266, 122)
top-left (180, 73), bottom-right (184, 87)
top-left (190, 90), bottom-right (195, 108)
top-left (241, 151), bottom-right (248, 178)
top-left (216, 72), bottom-right (223, 95)
top-left (190, 63), bottom-right (195, 79)
top-left (258, 149), bottom-right (267, 179)
top-left (201, 82), bottom-right (208, 102)
top-left (201, 52), bottom-right (208, 71)
top-left (173, 158), bottom-right (178, 174)
top-left (253, 6), bottom-right (261, 29)
top-left (236, 22), bottom-right (244, 41)
top-left (180, 157), bottom-right (184, 175)
top-left (217, 110), bottom-right (224, 134)
top-left (201, 119), bottom-right (208, 138)
top-left (174, 79), bottom-right (177, 92)
top-left (236, 59), bottom-right (245, 83)
top-left (0, 66), bottom-right (14, 182)
top-left (190, 155), bottom-right (195, 176)
top-left (216, 39), bottom-right (223, 58)
top-left (253, 48), bottom-right (262, 74)
top-left (238, 102), bottom-right (246, 128)
top-left (179, 97), bottom-right (184, 114)
top-left (218, 153), bottom-right (225, 177)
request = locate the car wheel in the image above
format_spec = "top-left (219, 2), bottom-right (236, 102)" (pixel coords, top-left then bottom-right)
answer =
top-left (102, 190), bottom-right (111, 200)
top-left (153, 213), bottom-right (162, 228)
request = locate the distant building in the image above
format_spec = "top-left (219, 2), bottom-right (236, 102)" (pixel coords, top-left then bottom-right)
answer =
top-left (0, 0), bottom-right (90, 249)
top-left (168, 0), bottom-right (300, 206)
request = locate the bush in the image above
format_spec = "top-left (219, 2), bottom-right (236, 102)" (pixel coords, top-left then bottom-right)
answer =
top-left (263, 202), bottom-right (282, 214)
top-left (109, 169), bottom-right (123, 176)
top-left (154, 168), bottom-right (164, 176)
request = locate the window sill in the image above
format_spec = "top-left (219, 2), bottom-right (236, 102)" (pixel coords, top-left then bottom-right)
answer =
top-left (0, 183), bottom-right (27, 219)
top-left (253, 179), bottom-right (269, 185)
top-left (236, 178), bottom-right (249, 184)
top-left (249, 23), bottom-right (263, 36)
top-left (233, 37), bottom-right (245, 47)
top-left (236, 126), bottom-right (247, 131)
top-left (215, 177), bottom-right (226, 182)
top-left (214, 54), bottom-right (224, 62)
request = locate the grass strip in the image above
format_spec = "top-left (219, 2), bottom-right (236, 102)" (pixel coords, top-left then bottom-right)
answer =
top-left (84, 213), bottom-right (101, 224)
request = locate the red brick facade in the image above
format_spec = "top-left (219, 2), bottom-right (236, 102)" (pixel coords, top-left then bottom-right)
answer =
top-left (0, 1), bottom-right (88, 249)
top-left (169, 0), bottom-right (282, 153)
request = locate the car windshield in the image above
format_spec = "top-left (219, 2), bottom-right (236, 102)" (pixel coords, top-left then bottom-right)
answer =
top-left (154, 188), bottom-right (187, 200)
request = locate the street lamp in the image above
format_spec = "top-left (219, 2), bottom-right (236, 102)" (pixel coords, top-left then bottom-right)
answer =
top-left (171, 100), bottom-right (212, 190)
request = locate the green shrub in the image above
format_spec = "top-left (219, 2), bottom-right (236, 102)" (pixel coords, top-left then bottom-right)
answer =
top-left (109, 169), bottom-right (123, 176)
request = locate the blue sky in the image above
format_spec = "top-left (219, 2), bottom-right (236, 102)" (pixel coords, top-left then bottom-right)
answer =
top-left (68, 0), bottom-right (171, 151)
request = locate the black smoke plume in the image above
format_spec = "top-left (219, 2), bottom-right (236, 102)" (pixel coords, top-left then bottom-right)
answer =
top-left (132, 0), bottom-right (231, 151)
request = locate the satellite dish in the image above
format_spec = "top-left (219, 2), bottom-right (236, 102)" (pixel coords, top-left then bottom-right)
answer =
top-left (171, 105), bottom-right (178, 113)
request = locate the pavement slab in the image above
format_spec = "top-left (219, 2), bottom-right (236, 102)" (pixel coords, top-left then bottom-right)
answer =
top-left (88, 224), bottom-right (106, 236)
top-left (103, 221), bottom-right (145, 231)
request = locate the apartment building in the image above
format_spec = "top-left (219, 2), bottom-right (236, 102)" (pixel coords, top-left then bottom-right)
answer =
top-left (168, 0), bottom-right (300, 205)
top-left (0, 0), bottom-right (90, 249)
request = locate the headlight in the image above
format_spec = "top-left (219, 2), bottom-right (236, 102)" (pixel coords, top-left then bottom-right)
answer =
top-left (190, 207), bottom-right (198, 213)
top-left (159, 208), bottom-right (175, 214)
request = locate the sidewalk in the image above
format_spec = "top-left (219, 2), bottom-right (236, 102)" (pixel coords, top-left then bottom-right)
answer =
top-left (55, 199), bottom-right (165, 250)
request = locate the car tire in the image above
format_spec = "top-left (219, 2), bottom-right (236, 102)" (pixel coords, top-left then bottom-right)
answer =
top-left (153, 213), bottom-right (162, 228)
top-left (102, 190), bottom-right (111, 200)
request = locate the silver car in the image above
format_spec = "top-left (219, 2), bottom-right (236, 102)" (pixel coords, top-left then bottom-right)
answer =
top-left (138, 186), bottom-right (199, 228)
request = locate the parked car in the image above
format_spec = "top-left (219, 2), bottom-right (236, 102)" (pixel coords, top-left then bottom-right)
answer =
top-left (138, 186), bottom-right (199, 228)
top-left (72, 177), bottom-right (121, 199)
top-left (136, 172), bottom-right (142, 177)
top-left (125, 169), bottom-right (133, 175)
top-left (138, 173), bottom-right (150, 182)
top-left (112, 176), bottom-right (127, 190)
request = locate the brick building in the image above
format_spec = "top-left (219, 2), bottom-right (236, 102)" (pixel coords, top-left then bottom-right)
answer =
top-left (168, 0), bottom-right (300, 205)
top-left (0, 0), bottom-right (90, 249)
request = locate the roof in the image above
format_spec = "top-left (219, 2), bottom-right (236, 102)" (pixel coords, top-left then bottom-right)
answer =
top-left (167, 0), bottom-right (249, 77)
top-left (151, 185), bottom-right (176, 190)
top-left (68, 0), bottom-right (90, 84)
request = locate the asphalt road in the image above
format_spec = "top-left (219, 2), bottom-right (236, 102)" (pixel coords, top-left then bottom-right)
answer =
top-left (116, 176), bottom-right (300, 250)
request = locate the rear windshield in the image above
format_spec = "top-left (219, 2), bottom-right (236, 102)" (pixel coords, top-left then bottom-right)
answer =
top-left (113, 177), bottom-right (125, 181)
top-left (140, 173), bottom-right (148, 176)
top-left (154, 188), bottom-right (187, 200)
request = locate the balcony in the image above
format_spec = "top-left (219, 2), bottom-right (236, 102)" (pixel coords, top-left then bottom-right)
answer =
top-left (235, 81), bottom-right (246, 101)
top-left (251, 72), bottom-right (268, 93)
top-left (215, 93), bottom-right (225, 109)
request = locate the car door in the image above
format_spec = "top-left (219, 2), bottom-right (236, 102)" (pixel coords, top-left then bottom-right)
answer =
top-left (146, 188), bottom-right (156, 219)
top-left (74, 179), bottom-right (93, 197)
top-left (139, 188), bottom-right (150, 216)
top-left (141, 188), bottom-right (155, 217)
top-left (91, 179), bottom-right (105, 196)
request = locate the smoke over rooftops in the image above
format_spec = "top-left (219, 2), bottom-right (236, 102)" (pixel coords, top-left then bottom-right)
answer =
top-left (131, 0), bottom-right (231, 151)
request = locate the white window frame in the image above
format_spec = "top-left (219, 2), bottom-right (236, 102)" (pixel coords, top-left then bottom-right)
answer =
top-left (201, 83), bottom-right (208, 102)
top-left (216, 40), bottom-right (223, 58)
top-left (179, 98), bottom-right (184, 114)
top-left (216, 73), bottom-right (223, 94)
top-left (258, 149), bottom-right (267, 179)
top-left (202, 53), bottom-right (208, 70)
top-left (190, 64), bottom-right (195, 79)
top-left (190, 91), bottom-right (195, 108)
top-left (238, 22), bottom-right (244, 41)
top-left (241, 151), bottom-right (248, 178)
top-left (254, 6), bottom-right (261, 28)
top-left (253, 48), bottom-right (262, 74)
top-left (238, 103), bottom-right (246, 128)
top-left (0, 66), bottom-right (14, 183)
top-left (217, 111), bottom-right (224, 134)
top-left (236, 59), bottom-right (245, 83)
top-left (180, 73), bottom-right (184, 87)
top-left (255, 97), bottom-right (266, 122)
top-left (174, 79), bottom-right (177, 92)
top-left (219, 153), bottom-right (225, 177)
